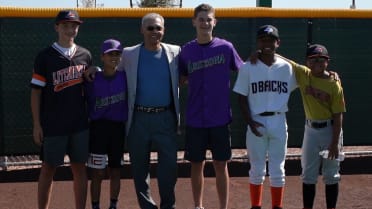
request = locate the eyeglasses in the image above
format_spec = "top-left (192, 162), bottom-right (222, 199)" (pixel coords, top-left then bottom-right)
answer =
top-left (308, 57), bottom-right (329, 63)
top-left (146, 25), bottom-right (163, 31)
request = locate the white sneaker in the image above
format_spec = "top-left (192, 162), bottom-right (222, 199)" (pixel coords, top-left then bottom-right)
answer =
top-left (195, 207), bottom-right (204, 209)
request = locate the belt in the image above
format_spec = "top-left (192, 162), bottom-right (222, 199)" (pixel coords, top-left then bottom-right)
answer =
top-left (306, 119), bottom-right (333, 129)
top-left (135, 105), bottom-right (170, 113)
top-left (259, 112), bottom-right (281, 116)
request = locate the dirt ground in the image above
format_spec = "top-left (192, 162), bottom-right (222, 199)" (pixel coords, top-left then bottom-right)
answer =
top-left (0, 147), bottom-right (371, 209)
top-left (0, 175), bottom-right (371, 209)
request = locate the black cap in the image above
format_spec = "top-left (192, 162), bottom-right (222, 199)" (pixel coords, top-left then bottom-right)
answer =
top-left (307, 44), bottom-right (330, 58)
top-left (55, 10), bottom-right (83, 25)
top-left (257, 25), bottom-right (279, 40)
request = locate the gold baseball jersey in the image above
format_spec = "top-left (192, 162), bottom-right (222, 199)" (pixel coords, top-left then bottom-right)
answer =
top-left (291, 61), bottom-right (346, 120)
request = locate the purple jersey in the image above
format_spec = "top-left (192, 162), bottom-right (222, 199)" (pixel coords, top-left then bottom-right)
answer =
top-left (85, 70), bottom-right (128, 122)
top-left (179, 37), bottom-right (243, 128)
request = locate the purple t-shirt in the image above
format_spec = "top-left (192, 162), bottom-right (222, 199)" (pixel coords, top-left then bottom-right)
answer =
top-left (179, 37), bottom-right (243, 128)
top-left (85, 70), bottom-right (128, 122)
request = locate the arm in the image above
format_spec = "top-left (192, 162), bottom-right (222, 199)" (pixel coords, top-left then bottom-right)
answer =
top-left (237, 94), bottom-right (263, 137)
top-left (276, 53), bottom-right (299, 68)
top-left (30, 88), bottom-right (43, 146)
top-left (276, 54), bottom-right (341, 81)
top-left (178, 51), bottom-right (188, 86)
top-left (327, 112), bottom-right (343, 159)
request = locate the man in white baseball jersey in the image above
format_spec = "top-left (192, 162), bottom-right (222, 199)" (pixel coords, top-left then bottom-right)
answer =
top-left (233, 25), bottom-right (297, 209)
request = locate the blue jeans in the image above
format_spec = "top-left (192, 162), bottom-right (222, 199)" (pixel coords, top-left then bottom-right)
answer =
top-left (127, 110), bottom-right (178, 209)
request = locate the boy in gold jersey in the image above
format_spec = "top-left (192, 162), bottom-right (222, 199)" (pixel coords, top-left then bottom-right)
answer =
top-left (285, 44), bottom-right (346, 209)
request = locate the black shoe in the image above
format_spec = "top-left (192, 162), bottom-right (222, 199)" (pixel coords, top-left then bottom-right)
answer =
top-left (251, 207), bottom-right (261, 209)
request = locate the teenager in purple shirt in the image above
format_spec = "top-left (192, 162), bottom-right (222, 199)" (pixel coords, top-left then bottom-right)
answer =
top-left (179, 4), bottom-right (243, 209)
top-left (85, 39), bottom-right (128, 209)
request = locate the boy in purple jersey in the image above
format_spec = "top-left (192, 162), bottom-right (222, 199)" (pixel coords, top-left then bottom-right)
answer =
top-left (30, 10), bottom-right (91, 209)
top-left (179, 4), bottom-right (243, 209)
top-left (85, 39), bottom-right (128, 209)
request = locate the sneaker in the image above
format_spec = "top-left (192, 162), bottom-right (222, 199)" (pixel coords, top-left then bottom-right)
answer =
top-left (108, 207), bottom-right (116, 209)
top-left (195, 207), bottom-right (204, 209)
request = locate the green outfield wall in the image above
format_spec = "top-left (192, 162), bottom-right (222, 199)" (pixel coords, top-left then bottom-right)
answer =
top-left (1, 7), bottom-right (371, 155)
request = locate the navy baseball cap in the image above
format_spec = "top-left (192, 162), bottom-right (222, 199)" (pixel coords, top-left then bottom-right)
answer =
top-left (307, 44), bottom-right (330, 59)
top-left (55, 10), bottom-right (83, 25)
top-left (257, 25), bottom-right (279, 40)
top-left (101, 39), bottom-right (123, 54)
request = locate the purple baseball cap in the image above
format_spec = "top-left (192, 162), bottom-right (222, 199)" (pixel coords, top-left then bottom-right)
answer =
top-left (101, 39), bottom-right (123, 54)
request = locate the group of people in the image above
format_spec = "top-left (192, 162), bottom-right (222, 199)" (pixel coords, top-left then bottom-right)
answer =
top-left (30, 3), bottom-right (345, 209)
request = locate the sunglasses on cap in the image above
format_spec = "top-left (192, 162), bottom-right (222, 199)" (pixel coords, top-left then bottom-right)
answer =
top-left (146, 25), bottom-right (163, 31)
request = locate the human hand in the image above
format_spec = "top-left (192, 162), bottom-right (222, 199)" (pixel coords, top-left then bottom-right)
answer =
top-left (248, 50), bottom-right (261, 64)
top-left (179, 75), bottom-right (188, 86)
top-left (248, 120), bottom-right (264, 137)
top-left (33, 124), bottom-right (43, 146)
top-left (327, 144), bottom-right (340, 160)
top-left (328, 70), bottom-right (341, 82)
top-left (84, 66), bottom-right (100, 82)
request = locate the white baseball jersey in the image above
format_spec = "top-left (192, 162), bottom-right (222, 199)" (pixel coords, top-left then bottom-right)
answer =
top-left (233, 57), bottom-right (297, 115)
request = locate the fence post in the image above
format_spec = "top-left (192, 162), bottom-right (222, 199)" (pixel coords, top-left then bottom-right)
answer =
top-left (256, 0), bottom-right (272, 7)
top-left (307, 19), bottom-right (313, 48)
top-left (0, 19), bottom-right (4, 156)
